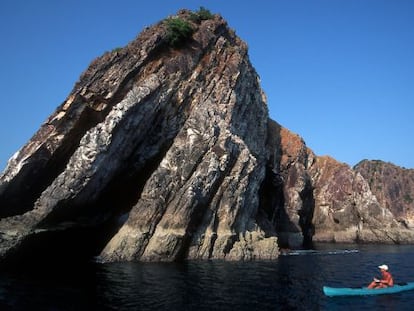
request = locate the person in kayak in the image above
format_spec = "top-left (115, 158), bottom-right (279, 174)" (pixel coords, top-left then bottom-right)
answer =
top-left (368, 264), bottom-right (394, 289)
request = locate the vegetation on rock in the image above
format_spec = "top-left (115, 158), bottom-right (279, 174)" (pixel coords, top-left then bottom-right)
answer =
top-left (165, 7), bottom-right (214, 48)
top-left (165, 17), bottom-right (194, 48)
top-left (189, 7), bottom-right (214, 22)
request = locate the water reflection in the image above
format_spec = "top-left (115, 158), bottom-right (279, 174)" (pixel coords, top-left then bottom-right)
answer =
top-left (0, 244), bottom-right (413, 310)
top-left (97, 261), bottom-right (282, 310)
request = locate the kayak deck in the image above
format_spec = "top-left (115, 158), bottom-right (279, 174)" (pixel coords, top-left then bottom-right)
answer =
top-left (323, 282), bottom-right (414, 297)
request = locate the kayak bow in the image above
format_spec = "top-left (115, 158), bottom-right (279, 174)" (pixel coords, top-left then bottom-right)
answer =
top-left (323, 282), bottom-right (414, 297)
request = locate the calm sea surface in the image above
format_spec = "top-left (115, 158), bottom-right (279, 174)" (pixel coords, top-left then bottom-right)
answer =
top-left (1, 243), bottom-right (414, 310)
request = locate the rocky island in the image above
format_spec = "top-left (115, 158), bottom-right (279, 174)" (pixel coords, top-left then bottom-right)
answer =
top-left (1, 8), bottom-right (413, 264)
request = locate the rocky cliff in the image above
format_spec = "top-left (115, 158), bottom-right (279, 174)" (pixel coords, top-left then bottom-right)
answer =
top-left (0, 9), bottom-right (413, 264)
top-left (355, 160), bottom-right (414, 229)
top-left (265, 123), bottom-right (414, 246)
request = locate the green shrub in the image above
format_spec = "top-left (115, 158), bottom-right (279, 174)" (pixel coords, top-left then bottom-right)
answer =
top-left (165, 17), bottom-right (194, 48)
top-left (197, 7), bottom-right (214, 20)
top-left (112, 47), bottom-right (123, 53)
top-left (189, 6), bottom-right (214, 23)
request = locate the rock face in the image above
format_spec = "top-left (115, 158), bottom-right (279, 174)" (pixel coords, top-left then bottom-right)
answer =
top-left (0, 10), bottom-right (278, 263)
top-left (355, 160), bottom-right (414, 228)
top-left (1, 9), bottom-right (414, 264)
top-left (265, 125), bottom-right (414, 245)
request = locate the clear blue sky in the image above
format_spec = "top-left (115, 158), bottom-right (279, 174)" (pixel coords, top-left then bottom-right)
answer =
top-left (1, 0), bottom-right (413, 171)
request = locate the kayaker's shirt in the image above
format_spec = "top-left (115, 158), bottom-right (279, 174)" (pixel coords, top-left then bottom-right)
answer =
top-left (382, 270), bottom-right (394, 287)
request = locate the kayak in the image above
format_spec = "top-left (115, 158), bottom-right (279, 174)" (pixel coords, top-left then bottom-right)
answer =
top-left (323, 282), bottom-right (414, 297)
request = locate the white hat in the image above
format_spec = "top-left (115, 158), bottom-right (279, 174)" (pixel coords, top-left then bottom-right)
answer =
top-left (378, 264), bottom-right (388, 270)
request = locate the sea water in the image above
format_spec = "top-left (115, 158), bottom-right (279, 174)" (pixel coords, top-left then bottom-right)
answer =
top-left (1, 243), bottom-right (414, 310)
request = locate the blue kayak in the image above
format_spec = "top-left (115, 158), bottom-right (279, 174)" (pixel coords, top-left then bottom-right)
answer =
top-left (323, 282), bottom-right (414, 296)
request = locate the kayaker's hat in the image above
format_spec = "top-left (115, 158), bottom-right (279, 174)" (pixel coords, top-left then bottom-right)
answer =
top-left (378, 264), bottom-right (388, 270)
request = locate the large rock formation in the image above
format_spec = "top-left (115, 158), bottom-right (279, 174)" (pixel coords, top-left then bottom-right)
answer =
top-left (0, 9), bottom-right (278, 263)
top-left (0, 9), bottom-right (413, 264)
